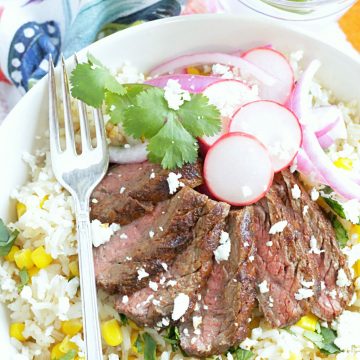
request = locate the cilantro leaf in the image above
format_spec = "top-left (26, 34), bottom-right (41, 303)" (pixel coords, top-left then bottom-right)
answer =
top-left (163, 326), bottom-right (180, 351)
top-left (178, 94), bottom-right (221, 137)
top-left (303, 327), bottom-right (340, 355)
top-left (0, 219), bottom-right (19, 257)
top-left (124, 87), bottom-right (169, 138)
top-left (143, 333), bottom-right (157, 360)
top-left (331, 215), bottom-right (348, 248)
top-left (58, 349), bottom-right (77, 360)
top-left (230, 347), bottom-right (254, 360)
top-left (18, 268), bottom-right (30, 292)
top-left (119, 313), bottom-right (128, 326)
top-left (147, 113), bottom-right (198, 169)
top-left (135, 334), bottom-right (144, 354)
top-left (70, 54), bottom-right (125, 107)
top-left (303, 330), bottom-right (324, 348)
top-left (324, 197), bottom-right (346, 219)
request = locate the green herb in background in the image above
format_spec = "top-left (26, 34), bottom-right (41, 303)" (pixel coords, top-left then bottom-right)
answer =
top-left (70, 54), bottom-right (221, 169)
top-left (229, 346), bottom-right (254, 360)
top-left (0, 218), bottom-right (19, 256)
top-left (135, 334), bottom-right (144, 354)
top-left (18, 268), bottom-right (30, 292)
top-left (331, 215), bottom-right (349, 248)
top-left (119, 313), bottom-right (128, 325)
top-left (303, 326), bottom-right (340, 355)
top-left (143, 333), bottom-right (157, 360)
top-left (163, 326), bottom-right (181, 351)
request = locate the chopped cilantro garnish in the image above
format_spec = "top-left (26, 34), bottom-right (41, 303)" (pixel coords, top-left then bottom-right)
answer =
top-left (18, 267), bottom-right (30, 292)
top-left (229, 347), bottom-right (254, 360)
top-left (119, 313), bottom-right (128, 325)
top-left (70, 54), bottom-right (221, 169)
top-left (143, 332), bottom-right (157, 360)
top-left (135, 334), bottom-right (144, 354)
top-left (163, 326), bottom-right (180, 351)
top-left (304, 326), bottom-right (340, 355)
top-left (0, 219), bottom-right (19, 257)
top-left (330, 215), bottom-right (348, 248)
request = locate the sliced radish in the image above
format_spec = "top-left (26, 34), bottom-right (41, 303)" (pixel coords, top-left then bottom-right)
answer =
top-left (199, 79), bottom-right (259, 153)
top-left (229, 100), bottom-right (302, 172)
top-left (242, 47), bottom-right (294, 104)
top-left (204, 132), bottom-right (274, 206)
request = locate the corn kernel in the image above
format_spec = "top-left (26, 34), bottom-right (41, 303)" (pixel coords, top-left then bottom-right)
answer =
top-left (186, 66), bottom-right (201, 75)
top-left (31, 246), bottom-right (52, 269)
top-left (128, 319), bottom-right (141, 330)
top-left (296, 314), bottom-right (318, 332)
top-left (4, 245), bottom-right (20, 262)
top-left (61, 319), bottom-right (83, 336)
top-left (333, 158), bottom-right (353, 171)
top-left (16, 202), bottom-right (27, 219)
top-left (51, 343), bottom-right (64, 359)
top-left (58, 336), bottom-right (78, 353)
top-left (39, 195), bottom-right (49, 209)
top-left (101, 319), bottom-right (122, 346)
top-left (289, 352), bottom-right (301, 360)
top-left (14, 249), bottom-right (34, 270)
top-left (69, 260), bottom-right (79, 277)
top-left (353, 260), bottom-right (360, 278)
top-left (9, 322), bottom-right (26, 342)
top-left (28, 267), bottom-right (40, 278)
top-left (350, 225), bottom-right (360, 243)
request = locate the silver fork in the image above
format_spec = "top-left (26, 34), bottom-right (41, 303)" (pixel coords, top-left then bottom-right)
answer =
top-left (48, 55), bottom-right (108, 360)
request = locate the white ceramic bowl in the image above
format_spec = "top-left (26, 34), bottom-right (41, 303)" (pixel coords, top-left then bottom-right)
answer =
top-left (1, 14), bottom-right (360, 357)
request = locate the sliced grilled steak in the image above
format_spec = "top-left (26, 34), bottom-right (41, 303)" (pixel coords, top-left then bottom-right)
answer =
top-left (94, 187), bottom-right (207, 294)
top-left (253, 170), bottom-right (353, 327)
top-left (179, 209), bottom-right (257, 357)
top-left (90, 160), bottom-right (203, 225)
top-left (115, 198), bottom-right (230, 327)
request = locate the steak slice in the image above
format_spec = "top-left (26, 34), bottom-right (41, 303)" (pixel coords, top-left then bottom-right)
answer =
top-left (253, 170), bottom-right (354, 327)
top-left (94, 187), bottom-right (208, 294)
top-left (115, 198), bottom-right (230, 327)
top-left (90, 160), bottom-right (203, 225)
top-left (179, 209), bottom-right (257, 357)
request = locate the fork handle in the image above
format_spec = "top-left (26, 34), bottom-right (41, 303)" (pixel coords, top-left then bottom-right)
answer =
top-left (75, 206), bottom-right (103, 360)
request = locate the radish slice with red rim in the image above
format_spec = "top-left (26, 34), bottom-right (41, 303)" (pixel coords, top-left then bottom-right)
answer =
top-left (242, 47), bottom-right (294, 104)
top-left (229, 100), bottom-right (302, 172)
top-left (199, 79), bottom-right (259, 153)
top-left (204, 132), bottom-right (274, 206)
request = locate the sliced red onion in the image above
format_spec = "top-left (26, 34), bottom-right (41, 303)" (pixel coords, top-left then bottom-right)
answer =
top-left (109, 143), bottom-right (148, 164)
top-left (317, 134), bottom-right (335, 149)
top-left (302, 126), bottom-right (360, 199)
top-left (287, 60), bottom-right (321, 123)
top-left (145, 74), bottom-right (221, 93)
top-left (296, 148), bottom-right (326, 184)
top-left (149, 52), bottom-right (276, 86)
top-left (312, 106), bottom-right (342, 137)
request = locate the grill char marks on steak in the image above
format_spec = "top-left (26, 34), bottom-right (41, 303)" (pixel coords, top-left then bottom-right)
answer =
top-left (93, 187), bottom-right (208, 294)
top-left (115, 199), bottom-right (230, 327)
top-left (90, 161), bottom-right (203, 225)
top-left (179, 209), bottom-right (257, 357)
top-left (253, 170), bottom-right (354, 327)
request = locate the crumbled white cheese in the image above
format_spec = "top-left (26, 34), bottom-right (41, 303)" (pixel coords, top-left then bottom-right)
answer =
top-left (336, 269), bottom-right (351, 287)
top-left (243, 241), bottom-right (249, 247)
top-left (167, 172), bottom-right (183, 194)
top-left (120, 233), bottom-right (128, 239)
top-left (266, 241), bottom-right (273, 247)
top-left (152, 299), bottom-right (160, 306)
top-left (167, 280), bottom-right (177, 287)
top-left (159, 226), bottom-right (164, 232)
top-left (194, 328), bottom-right (201, 335)
top-left (120, 186), bottom-right (126, 194)
top-left (303, 205), bottom-right (309, 216)
top-left (213, 231), bottom-right (231, 263)
top-left (226, 353), bottom-right (234, 360)
top-left (126, 256), bottom-right (132, 261)
top-left (320, 281), bottom-right (326, 291)
top-left (342, 199), bottom-right (360, 224)
top-left (124, 144), bottom-right (131, 149)
top-left (301, 280), bottom-right (314, 288)
top-left (310, 188), bottom-right (319, 201)
top-left (295, 288), bottom-right (314, 300)
top-left (172, 293), bottom-right (190, 320)
top-left (162, 317), bottom-right (170, 327)
top-left (334, 311), bottom-right (360, 350)
top-left (149, 281), bottom-right (158, 291)
top-left (150, 171), bottom-right (156, 179)
top-left (309, 236), bottom-right (324, 255)
top-left (161, 262), bottom-right (168, 271)
top-left (122, 295), bottom-right (129, 304)
top-left (149, 230), bottom-right (155, 238)
top-left (192, 316), bottom-right (202, 330)
top-left (91, 198), bottom-right (98, 204)
top-left (164, 79), bottom-right (191, 110)
top-left (269, 220), bottom-right (288, 234)
top-left (258, 280), bottom-right (269, 293)
top-left (249, 255), bottom-right (254, 262)
top-left (203, 305), bottom-right (208, 310)
top-left (91, 220), bottom-right (120, 247)
top-left (329, 289), bottom-right (337, 300)
top-left (159, 276), bottom-right (166, 285)
top-left (291, 184), bottom-right (301, 200)
top-left (212, 63), bottom-right (230, 76)
top-left (137, 268), bottom-right (149, 280)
